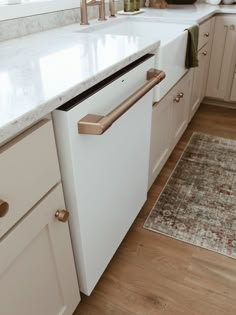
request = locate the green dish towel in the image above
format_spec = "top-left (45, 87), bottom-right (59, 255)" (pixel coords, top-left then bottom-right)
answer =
top-left (185, 24), bottom-right (199, 69)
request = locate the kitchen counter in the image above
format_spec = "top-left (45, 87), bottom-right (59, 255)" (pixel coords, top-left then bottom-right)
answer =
top-left (141, 3), bottom-right (236, 24)
top-left (0, 26), bottom-right (160, 145)
top-left (0, 3), bottom-right (236, 145)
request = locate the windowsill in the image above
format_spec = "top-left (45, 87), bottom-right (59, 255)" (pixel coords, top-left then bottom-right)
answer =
top-left (0, 0), bottom-right (79, 21)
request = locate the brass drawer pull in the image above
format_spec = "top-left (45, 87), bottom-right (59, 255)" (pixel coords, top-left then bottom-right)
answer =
top-left (202, 51), bottom-right (207, 56)
top-left (0, 200), bottom-right (9, 217)
top-left (78, 69), bottom-right (166, 135)
top-left (204, 32), bottom-right (209, 37)
top-left (174, 96), bottom-right (180, 103)
top-left (177, 92), bottom-right (184, 98)
top-left (55, 210), bottom-right (69, 223)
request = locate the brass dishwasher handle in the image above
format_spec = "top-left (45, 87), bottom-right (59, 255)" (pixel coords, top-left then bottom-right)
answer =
top-left (78, 69), bottom-right (165, 135)
top-left (0, 200), bottom-right (9, 217)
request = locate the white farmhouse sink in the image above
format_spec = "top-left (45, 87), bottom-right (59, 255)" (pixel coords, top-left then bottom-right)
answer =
top-left (77, 18), bottom-right (192, 101)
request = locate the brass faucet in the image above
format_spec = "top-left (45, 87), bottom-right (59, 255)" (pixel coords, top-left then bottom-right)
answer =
top-left (109, 0), bottom-right (116, 17)
top-left (80, 0), bottom-right (106, 25)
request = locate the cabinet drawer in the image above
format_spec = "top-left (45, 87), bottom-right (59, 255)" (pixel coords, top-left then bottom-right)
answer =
top-left (0, 119), bottom-right (60, 238)
top-left (198, 19), bottom-right (211, 50)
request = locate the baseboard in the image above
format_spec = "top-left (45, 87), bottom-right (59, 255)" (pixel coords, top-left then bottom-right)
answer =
top-left (203, 97), bottom-right (236, 109)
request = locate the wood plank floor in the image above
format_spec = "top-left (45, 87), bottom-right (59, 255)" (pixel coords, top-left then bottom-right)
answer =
top-left (73, 104), bottom-right (236, 315)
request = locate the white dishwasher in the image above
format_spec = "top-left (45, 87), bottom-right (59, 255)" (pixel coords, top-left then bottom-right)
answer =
top-left (53, 54), bottom-right (165, 295)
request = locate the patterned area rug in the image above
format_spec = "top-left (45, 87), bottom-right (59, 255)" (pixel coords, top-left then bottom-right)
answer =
top-left (144, 133), bottom-right (236, 259)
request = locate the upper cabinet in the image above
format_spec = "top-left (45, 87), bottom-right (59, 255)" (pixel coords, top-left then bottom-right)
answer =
top-left (206, 15), bottom-right (236, 101)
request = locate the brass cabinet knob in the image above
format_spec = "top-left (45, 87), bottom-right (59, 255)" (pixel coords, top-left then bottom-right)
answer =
top-left (174, 96), bottom-right (180, 103)
top-left (202, 51), bottom-right (207, 56)
top-left (0, 200), bottom-right (9, 217)
top-left (55, 210), bottom-right (69, 223)
top-left (177, 92), bottom-right (184, 98)
top-left (204, 32), bottom-right (209, 37)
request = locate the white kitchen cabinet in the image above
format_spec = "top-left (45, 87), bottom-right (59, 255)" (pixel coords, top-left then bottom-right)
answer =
top-left (0, 119), bottom-right (61, 238)
top-left (230, 70), bottom-right (236, 101)
top-left (189, 45), bottom-right (209, 121)
top-left (189, 18), bottom-right (215, 122)
top-left (170, 70), bottom-right (192, 148)
top-left (198, 18), bottom-right (212, 51)
top-left (0, 120), bottom-right (80, 315)
top-left (0, 184), bottom-right (80, 315)
top-left (206, 15), bottom-right (236, 101)
top-left (148, 92), bottom-right (172, 188)
top-left (148, 71), bottom-right (192, 189)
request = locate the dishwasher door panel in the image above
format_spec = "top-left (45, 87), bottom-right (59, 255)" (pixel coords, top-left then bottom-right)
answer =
top-left (53, 56), bottom-right (155, 295)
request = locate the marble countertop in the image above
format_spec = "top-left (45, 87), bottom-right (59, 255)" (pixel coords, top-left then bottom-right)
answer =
top-left (0, 3), bottom-right (236, 145)
top-left (0, 26), bottom-right (160, 145)
top-left (141, 3), bottom-right (236, 24)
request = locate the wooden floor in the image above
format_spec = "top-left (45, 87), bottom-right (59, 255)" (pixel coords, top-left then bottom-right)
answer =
top-left (74, 104), bottom-right (236, 315)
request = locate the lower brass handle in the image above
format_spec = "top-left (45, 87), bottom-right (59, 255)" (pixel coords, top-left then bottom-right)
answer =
top-left (177, 92), bottom-right (184, 98)
top-left (78, 69), bottom-right (166, 135)
top-left (202, 51), bottom-right (207, 56)
top-left (55, 210), bottom-right (69, 223)
top-left (204, 32), bottom-right (209, 37)
top-left (0, 200), bottom-right (9, 217)
top-left (174, 96), bottom-right (180, 103)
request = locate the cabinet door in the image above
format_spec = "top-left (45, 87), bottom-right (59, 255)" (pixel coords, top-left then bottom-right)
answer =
top-left (171, 71), bottom-right (192, 148)
top-left (230, 71), bottom-right (236, 101)
top-left (189, 46), bottom-right (208, 122)
top-left (148, 96), bottom-right (172, 189)
top-left (148, 71), bottom-right (192, 189)
top-left (0, 184), bottom-right (80, 315)
top-left (206, 15), bottom-right (236, 100)
top-left (230, 53), bottom-right (236, 101)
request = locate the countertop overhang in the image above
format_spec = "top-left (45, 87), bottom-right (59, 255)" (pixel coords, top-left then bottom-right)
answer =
top-left (0, 3), bottom-right (236, 145)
